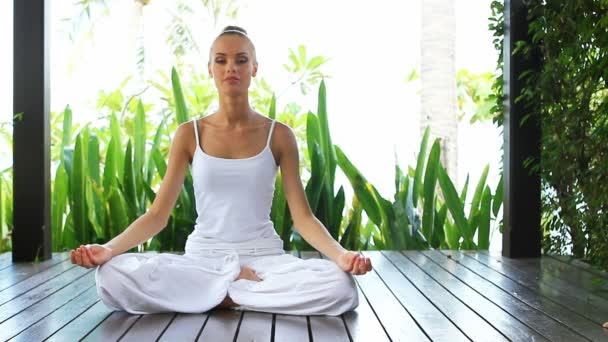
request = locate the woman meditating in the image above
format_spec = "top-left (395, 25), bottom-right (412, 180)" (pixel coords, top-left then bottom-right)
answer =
top-left (70, 25), bottom-right (372, 316)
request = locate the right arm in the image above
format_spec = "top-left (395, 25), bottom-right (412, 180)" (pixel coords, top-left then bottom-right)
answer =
top-left (103, 122), bottom-right (193, 257)
top-left (71, 122), bottom-right (194, 266)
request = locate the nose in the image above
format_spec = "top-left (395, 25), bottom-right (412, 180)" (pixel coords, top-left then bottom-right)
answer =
top-left (226, 59), bottom-right (238, 73)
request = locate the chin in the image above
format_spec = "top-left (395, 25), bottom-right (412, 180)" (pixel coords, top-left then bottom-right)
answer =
top-left (222, 89), bottom-right (249, 97)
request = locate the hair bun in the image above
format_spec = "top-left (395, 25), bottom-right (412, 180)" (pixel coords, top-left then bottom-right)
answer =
top-left (221, 25), bottom-right (247, 35)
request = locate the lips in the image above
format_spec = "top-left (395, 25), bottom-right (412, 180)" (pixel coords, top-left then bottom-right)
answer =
top-left (224, 77), bottom-right (240, 82)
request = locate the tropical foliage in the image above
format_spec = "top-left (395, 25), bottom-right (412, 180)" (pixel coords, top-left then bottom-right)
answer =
top-left (518, 1), bottom-right (608, 268)
top-left (1, 66), bottom-right (502, 253)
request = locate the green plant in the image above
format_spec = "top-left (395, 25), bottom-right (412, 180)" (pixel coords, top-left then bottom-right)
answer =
top-left (513, 1), bottom-right (608, 269)
top-left (4, 66), bottom-right (503, 254)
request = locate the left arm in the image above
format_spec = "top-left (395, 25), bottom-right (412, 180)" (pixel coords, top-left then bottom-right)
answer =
top-left (276, 123), bottom-right (371, 275)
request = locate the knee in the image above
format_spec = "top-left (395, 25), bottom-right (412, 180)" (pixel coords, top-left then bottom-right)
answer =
top-left (325, 271), bottom-right (359, 315)
top-left (95, 259), bottom-right (125, 311)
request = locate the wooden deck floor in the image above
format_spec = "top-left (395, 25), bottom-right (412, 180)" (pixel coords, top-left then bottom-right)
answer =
top-left (0, 250), bottom-right (607, 341)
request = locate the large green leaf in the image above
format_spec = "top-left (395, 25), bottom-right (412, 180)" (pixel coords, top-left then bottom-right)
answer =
top-left (493, 175), bottom-right (503, 217)
top-left (122, 140), bottom-right (137, 220)
top-left (108, 187), bottom-right (129, 238)
top-left (413, 126), bottom-right (430, 207)
top-left (52, 163), bottom-right (68, 250)
top-left (443, 220), bottom-right (460, 249)
top-left (432, 202), bottom-right (448, 249)
top-left (468, 164), bottom-right (489, 236)
top-left (60, 106), bottom-right (72, 162)
top-left (331, 186), bottom-right (345, 239)
top-left (478, 185), bottom-right (492, 249)
top-left (70, 135), bottom-right (87, 244)
top-left (335, 145), bottom-right (382, 227)
top-left (87, 134), bottom-right (100, 184)
top-left (316, 82), bottom-right (337, 226)
top-left (305, 113), bottom-right (326, 213)
top-left (437, 165), bottom-right (473, 246)
top-left (86, 135), bottom-right (104, 240)
top-left (110, 112), bottom-right (124, 180)
top-left (271, 172), bottom-right (287, 237)
top-left (460, 174), bottom-right (470, 203)
top-left (152, 148), bottom-right (167, 178)
top-left (147, 116), bottom-right (167, 184)
top-left (422, 139), bottom-right (441, 242)
top-left (268, 94), bottom-right (277, 119)
top-left (103, 137), bottom-right (117, 193)
top-left (86, 178), bottom-right (104, 238)
top-left (172, 66), bottom-right (190, 124)
top-left (340, 195), bottom-right (362, 250)
top-left (134, 99), bottom-right (147, 174)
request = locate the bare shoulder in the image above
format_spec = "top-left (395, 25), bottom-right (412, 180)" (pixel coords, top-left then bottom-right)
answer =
top-left (271, 121), bottom-right (298, 164)
top-left (174, 120), bottom-right (197, 162)
top-left (272, 121), bottom-right (296, 142)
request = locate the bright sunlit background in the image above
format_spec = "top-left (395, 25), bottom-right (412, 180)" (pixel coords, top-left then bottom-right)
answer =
top-left (0, 0), bottom-right (502, 251)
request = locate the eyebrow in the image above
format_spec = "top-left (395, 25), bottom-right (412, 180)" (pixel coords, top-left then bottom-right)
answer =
top-left (214, 52), bottom-right (249, 56)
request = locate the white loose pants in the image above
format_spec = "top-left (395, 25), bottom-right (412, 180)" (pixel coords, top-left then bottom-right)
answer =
top-left (95, 251), bottom-right (359, 316)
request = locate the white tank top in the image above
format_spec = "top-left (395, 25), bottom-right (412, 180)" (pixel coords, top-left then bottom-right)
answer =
top-left (184, 118), bottom-right (285, 256)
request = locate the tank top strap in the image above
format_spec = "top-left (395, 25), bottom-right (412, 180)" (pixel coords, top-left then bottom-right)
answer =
top-left (266, 119), bottom-right (276, 147)
top-left (192, 119), bottom-right (200, 149)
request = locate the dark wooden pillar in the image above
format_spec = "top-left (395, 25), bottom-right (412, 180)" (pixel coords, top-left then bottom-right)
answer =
top-left (502, 0), bottom-right (541, 258)
top-left (12, 0), bottom-right (52, 262)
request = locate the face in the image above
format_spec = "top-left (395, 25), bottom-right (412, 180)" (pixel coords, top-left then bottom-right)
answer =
top-left (208, 34), bottom-right (258, 97)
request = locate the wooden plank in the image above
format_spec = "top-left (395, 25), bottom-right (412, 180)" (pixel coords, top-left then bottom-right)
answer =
top-left (82, 311), bottom-right (141, 341)
top-left (400, 251), bottom-right (548, 342)
top-left (342, 284), bottom-right (390, 342)
top-left (350, 253), bottom-right (430, 341)
top-left (300, 251), bottom-right (351, 342)
top-left (274, 314), bottom-right (310, 342)
top-left (365, 251), bottom-right (486, 342)
top-left (382, 251), bottom-right (508, 341)
top-left (310, 315), bottom-right (349, 342)
top-left (10, 286), bottom-right (99, 341)
top-left (0, 260), bottom-right (77, 306)
top-left (0, 266), bottom-right (91, 322)
top-left (456, 250), bottom-right (608, 325)
top-left (120, 312), bottom-right (175, 341)
top-left (499, 252), bottom-right (608, 301)
top-left (0, 252), bottom-right (69, 291)
top-left (419, 250), bottom-right (589, 341)
top-left (314, 252), bottom-right (388, 342)
top-left (0, 252), bottom-right (13, 269)
top-left (548, 254), bottom-right (608, 280)
top-left (432, 250), bottom-right (607, 341)
top-left (235, 311), bottom-right (272, 342)
top-left (46, 301), bottom-right (114, 342)
top-left (0, 271), bottom-right (95, 340)
top-left (478, 250), bottom-right (608, 312)
top-left (197, 309), bottom-right (242, 341)
top-left (158, 313), bottom-right (209, 341)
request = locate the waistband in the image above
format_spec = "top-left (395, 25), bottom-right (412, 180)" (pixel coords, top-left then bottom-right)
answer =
top-left (184, 235), bottom-right (285, 256)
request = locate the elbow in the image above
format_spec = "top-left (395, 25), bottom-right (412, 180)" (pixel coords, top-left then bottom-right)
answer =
top-left (293, 212), bottom-right (316, 234)
top-left (146, 209), bottom-right (170, 232)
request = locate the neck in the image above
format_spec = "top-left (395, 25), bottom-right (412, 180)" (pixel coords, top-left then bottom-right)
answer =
top-left (216, 93), bottom-right (255, 127)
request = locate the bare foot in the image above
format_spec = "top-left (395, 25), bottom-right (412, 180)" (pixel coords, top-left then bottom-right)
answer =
top-left (236, 265), bottom-right (262, 281)
top-left (216, 266), bottom-right (261, 309)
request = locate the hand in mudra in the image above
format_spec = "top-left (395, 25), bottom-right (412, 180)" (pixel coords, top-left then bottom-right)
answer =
top-left (70, 244), bottom-right (113, 268)
top-left (337, 251), bottom-right (372, 275)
